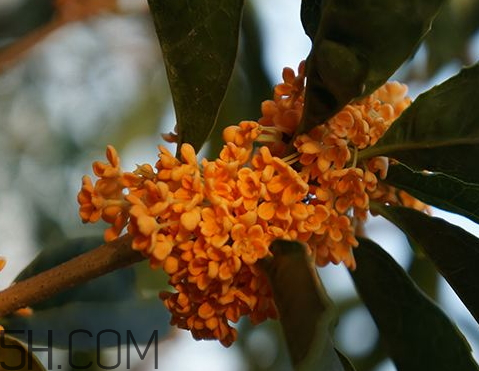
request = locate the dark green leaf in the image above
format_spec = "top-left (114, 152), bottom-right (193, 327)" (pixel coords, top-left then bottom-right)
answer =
top-left (407, 253), bottom-right (439, 300)
top-left (359, 63), bottom-right (479, 183)
top-left (6, 299), bottom-right (171, 350)
top-left (14, 237), bottom-right (136, 309)
top-left (300, 0), bottom-right (444, 133)
top-left (372, 203), bottom-right (479, 325)
top-left (261, 240), bottom-right (346, 371)
top-left (424, 2), bottom-right (479, 77)
top-left (208, 1), bottom-right (273, 158)
top-left (385, 162), bottom-right (479, 224)
top-left (300, 0), bottom-right (323, 41)
top-left (0, 333), bottom-right (46, 371)
top-left (148, 0), bottom-right (244, 153)
top-left (351, 237), bottom-right (478, 371)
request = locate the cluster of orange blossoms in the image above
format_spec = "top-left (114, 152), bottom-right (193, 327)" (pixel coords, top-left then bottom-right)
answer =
top-left (78, 61), bottom-right (427, 346)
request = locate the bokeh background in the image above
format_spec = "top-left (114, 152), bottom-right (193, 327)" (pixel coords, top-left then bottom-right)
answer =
top-left (1, 0), bottom-right (479, 370)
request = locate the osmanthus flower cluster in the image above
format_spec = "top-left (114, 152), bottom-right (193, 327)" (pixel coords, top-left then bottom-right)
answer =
top-left (77, 61), bottom-right (428, 346)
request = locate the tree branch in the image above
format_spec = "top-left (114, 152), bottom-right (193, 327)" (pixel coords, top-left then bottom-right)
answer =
top-left (0, 234), bottom-right (145, 317)
top-left (0, 0), bottom-right (124, 74)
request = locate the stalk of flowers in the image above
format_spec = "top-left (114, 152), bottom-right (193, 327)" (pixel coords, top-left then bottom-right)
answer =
top-left (78, 61), bottom-right (428, 346)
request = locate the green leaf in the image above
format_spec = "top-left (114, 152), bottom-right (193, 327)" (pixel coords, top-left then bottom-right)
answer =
top-left (6, 299), bottom-right (171, 350)
top-left (300, 0), bottom-right (323, 40)
top-left (351, 237), bottom-right (479, 371)
top-left (14, 237), bottom-right (137, 309)
top-left (148, 0), bottom-right (244, 153)
top-left (261, 240), bottom-right (348, 371)
top-left (208, 1), bottom-right (273, 158)
top-left (424, 2), bottom-right (479, 77)
top-left (359, 63), bottom-right (479, 183)
top-left (372, 203), bottom-right (479, 325)
top-left (0, 333), bottom-right (46, 371)
top-left (300, 0), bottom-right (444, 133)
top-left (385, 162), bottom-right (479, 224)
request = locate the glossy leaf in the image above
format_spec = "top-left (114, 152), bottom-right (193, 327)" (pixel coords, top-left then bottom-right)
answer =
top-left (261, 240), bottom-right (347, 371)
top-left (0, 333), bottom-right (46, 371)
top-left (14, 237), bottom-right (137, 309)
top-left (6, 299), bottom-right (171, 350)
top-left (372, 203), bottom-right (479, 325)
top-left (300, 0), bottom-right (444, 133)
top-left (148, 0), bottom-right (244, 153)
top-left (351, 237), bottom-right (478, 371)
top-left (359, 63), bottom-right (479, 183)
top-left (385, 162), bottom-right (479, 224)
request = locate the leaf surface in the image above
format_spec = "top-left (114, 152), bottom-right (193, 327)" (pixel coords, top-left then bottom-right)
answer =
top-left (359, 63), bottom-right (479, 183)
top-left (372, 204), bottom-right (479, 325)
top-left (351, 237), bottom-right (478, 371)
top-left (148, 0), bottom-right (244, 152)
top-left (385, 162), bottom-right (479, 224)
top-left (300, 0), bottom-right (444, 133)
top-left (300, 0), bottom-right (323, 40)
top-left (261, 240), bottom-right (348, 371)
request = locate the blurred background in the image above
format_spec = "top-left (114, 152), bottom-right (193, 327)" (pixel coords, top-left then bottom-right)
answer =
top-left (0, 0), bottom-right (479, 370)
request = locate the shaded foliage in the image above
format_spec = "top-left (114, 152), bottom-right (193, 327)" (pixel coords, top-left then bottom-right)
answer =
top-left (352, 237), bottom-right (479, 371)
top-left (148, 0), bottom-right (244, 153)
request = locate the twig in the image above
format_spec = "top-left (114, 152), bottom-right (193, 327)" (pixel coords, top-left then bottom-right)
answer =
top-left (0, 19), bottom-right (63, 74)
top-left (0, 0), bottom-right (121, 74)
top-left (0, 234), bottom-right (145, 317)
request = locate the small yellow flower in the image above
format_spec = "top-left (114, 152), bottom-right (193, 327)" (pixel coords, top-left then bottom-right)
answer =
top-left (200, 207), bottom-right (232, 248)
top-left (77, 176), bottom-right (101, 223)
top-left (14, 307), bottom-right (34, 317)
top-left (231, 223), bottom-right (270, 264)
top-left (222, 121), bottom-right (261, 148)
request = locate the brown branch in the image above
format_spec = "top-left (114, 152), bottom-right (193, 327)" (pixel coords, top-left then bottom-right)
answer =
top-left (0, 234), bottom-right (145, 317)
top-left (0, 19), bottom-right (64, 74)
top-left (0, 0), bottom-right (121, 74)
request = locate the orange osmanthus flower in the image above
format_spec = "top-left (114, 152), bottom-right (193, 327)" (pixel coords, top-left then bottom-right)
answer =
top-left (78, 61), bottom-right (428, 346)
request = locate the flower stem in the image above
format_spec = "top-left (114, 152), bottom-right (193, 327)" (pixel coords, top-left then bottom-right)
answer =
top-left (0, 234), bottom-right (145, 317)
